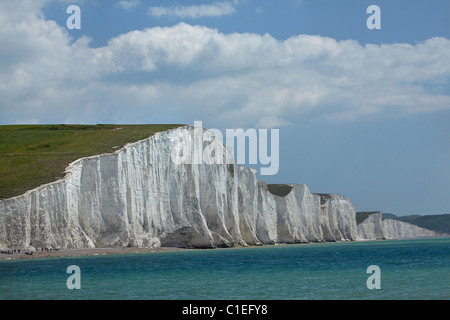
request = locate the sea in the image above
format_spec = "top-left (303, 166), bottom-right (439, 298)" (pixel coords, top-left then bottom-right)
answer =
top-left (0, 238), bottom-right (449, 301)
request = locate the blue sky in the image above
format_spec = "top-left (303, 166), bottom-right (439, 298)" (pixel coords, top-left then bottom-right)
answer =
top-left (1, 0), bottom-right (450, 215)
top-left (43, 0), bottom-right (450, 46)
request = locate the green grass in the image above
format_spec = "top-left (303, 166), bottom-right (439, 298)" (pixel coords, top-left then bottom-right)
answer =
top-left (355, 211), bottom-right (381, 224)
top-left (0, 124), bottom-right (184, 199)
top-left (267, 184), bottom-right (293, 197)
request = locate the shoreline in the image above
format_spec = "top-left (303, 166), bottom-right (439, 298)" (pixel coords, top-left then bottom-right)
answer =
top-left (0, 242), bottom-right (328, 261)
top-left (2, 237), bottom-right (447, 261)
top-left (0, 246), bottom-right (194, 261)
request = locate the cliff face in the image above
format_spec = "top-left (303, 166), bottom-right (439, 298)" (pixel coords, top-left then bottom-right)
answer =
top-left (357, 212), bottom-right (385, 240)
top-left (0, 126), bottom-right (358, 250)
top-left (357, 212), bottom-right (442, 240)
top-left (382, 219), bottom-right (442, 239)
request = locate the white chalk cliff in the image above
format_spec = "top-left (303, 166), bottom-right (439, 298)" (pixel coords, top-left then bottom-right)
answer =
top-left (357, 212), bottom-right (442, 240)
top-left (382, 219), bottom-right (442, 239)
top-left (0, 126), bottom-right (442, 251)
top-left (0, 126), bottom-right (360, 250)
top-left (357, 212), bottom-right (385, 240)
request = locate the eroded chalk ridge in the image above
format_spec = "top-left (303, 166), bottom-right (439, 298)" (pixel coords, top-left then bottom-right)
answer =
top-left (356, 211), bottom-right (443, 240)
top-left (0, 126), bottom-right (401, 251)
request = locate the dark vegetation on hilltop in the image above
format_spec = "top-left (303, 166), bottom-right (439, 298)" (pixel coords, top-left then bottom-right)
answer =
top-left (0, 124), bottom-right (183, 199)
top-left (355, 211), bottom-right (381, 224)
top-left (267, 184), bottom-right (294, 197)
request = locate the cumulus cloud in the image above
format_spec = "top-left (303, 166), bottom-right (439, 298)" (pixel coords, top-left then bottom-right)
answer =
top-left (148, 2), bottom-right (237, 19)
top-left (1, 1), bottom-right (450, 128)
top-left (115, 0), bottom-right (140, 11)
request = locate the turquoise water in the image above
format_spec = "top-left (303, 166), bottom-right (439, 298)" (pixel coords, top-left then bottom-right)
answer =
top-left (0, 238), bottom-right (449, 300)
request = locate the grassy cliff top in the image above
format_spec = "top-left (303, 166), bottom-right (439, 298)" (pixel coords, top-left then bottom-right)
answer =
top-left (267, 184), bottom-right (294, 197)
top-left (356, 211), bottom-right (381, 224)
top-left (0, 124), bottom-right (183, 199)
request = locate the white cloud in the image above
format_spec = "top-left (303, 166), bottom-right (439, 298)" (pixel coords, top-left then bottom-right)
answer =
top-left (1, 1), bottom-right (450, 128)
top-left (115, 0), bottom-right (140, 11)
top-left (148, 2), bottom-right (237, 19)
